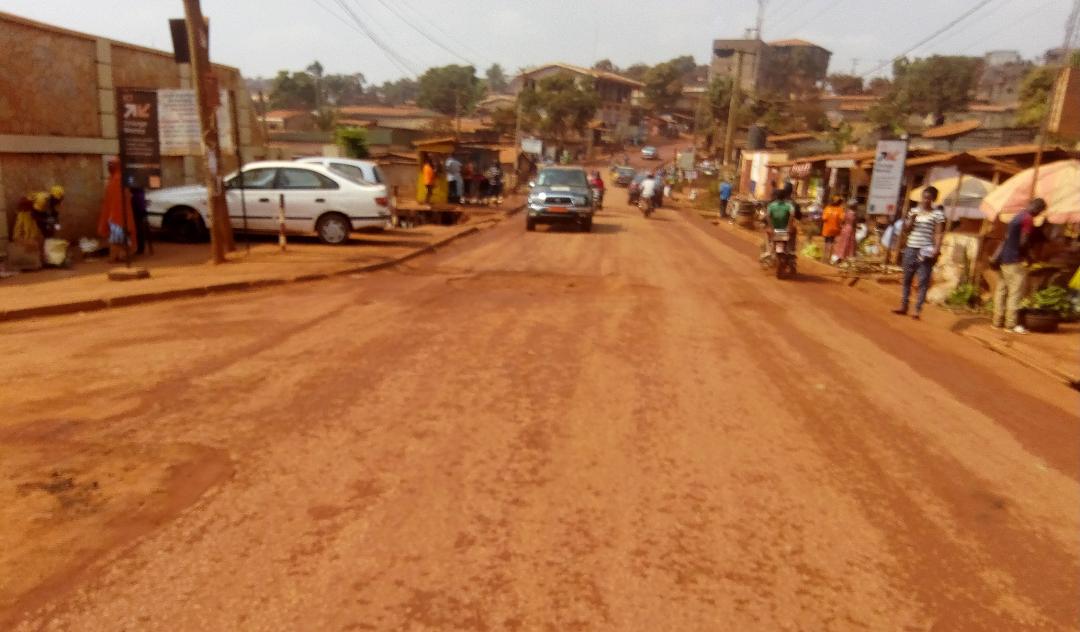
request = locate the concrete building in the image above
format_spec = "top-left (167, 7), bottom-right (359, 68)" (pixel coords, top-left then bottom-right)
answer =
top-left (710, 38), bottom-right (831, 96)
top-left (975, 50), bottom-right (1031, 106)
top-left (511, 63), bottom-right (643, 142)
top-left (261, 110), bottom-right (316, 132)
top-left (0, 11), bottom-right (265, 242)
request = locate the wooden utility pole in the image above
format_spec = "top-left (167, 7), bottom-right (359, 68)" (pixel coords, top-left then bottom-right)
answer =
top-left (722, 50), bottom-right (744, 167)
top-left (182, 0), bottom-right (233, 263)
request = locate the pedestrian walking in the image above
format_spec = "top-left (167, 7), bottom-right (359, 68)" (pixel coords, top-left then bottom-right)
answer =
top-left (96, 157), bottom-right (137, 263)
top-left (422, 158), bottom-right (435, 205)
top-left (991, 198), bottom-right (1048, 334)
top-left (820, 195), bottom-right (844, 263)
top-left (485, 163), bottom-right (503, 206)
top-left (893, 186), bottom-right (946, 320)
top-left (470, 161), bottom-right (484, 205)
top-left (833, 199), bottom-right (859, 264)
top-left (719, 178), bottom-right (732, 219)
top-left (444, 155), bottom-right (462, 204)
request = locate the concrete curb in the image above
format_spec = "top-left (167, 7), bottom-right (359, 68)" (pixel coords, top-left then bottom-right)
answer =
top-left (0, 211), bottom-right (514, 324)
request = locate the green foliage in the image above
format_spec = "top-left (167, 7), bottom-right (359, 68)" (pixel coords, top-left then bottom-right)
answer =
top-left (945, 283), bottom-right (980, 308)
top-left (314, 107), bottom-right (337, 132)
top-left (592, 59), bottom-right (616, 72)
top-left (335, 127), bottom-right (369, 159)
top-left (485, 63), bottom-right (508, 94)
top-left (890, 55), bottom-right (983, 119)
top-left (622, 63), bottom-right (650, 81)
top-left (378, 77), bottom-right (419, 105)
top-left (1022, 286), bottom-right (1074, 317)
top-left (867, 77), bottom-right (893, 96)
top-left (1016, 66), bottom-right (1058, 127)
top-left (801, 242), bottom-right (822, 259)
top-left (519, 72), bottom-right (599, 143)
top-left (322, 73), bottom-right (366, 106)
top-left (827, 74), bottom-right (864, 95)
top-left (827, 121), bottom-right (855, 152)
top-left (269, 70), bottom-right (316, 110)
top-left (417, 65), bottom-right (482, 116)
top-left (643, 62), bottom-right (683, 112)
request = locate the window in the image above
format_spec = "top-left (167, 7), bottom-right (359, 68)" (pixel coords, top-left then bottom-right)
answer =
top-left (537, 169), bottom-right (588, 187)
top-left (328, 163), bottom-right (369, 184)
top-left (227, 168), bottom-right (277, 189)
top-left (277, 168), bottom-right (339, 190)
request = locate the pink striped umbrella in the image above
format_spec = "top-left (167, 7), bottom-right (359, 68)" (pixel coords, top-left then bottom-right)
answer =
top-left (979, 159), bottom-right (1080, 224)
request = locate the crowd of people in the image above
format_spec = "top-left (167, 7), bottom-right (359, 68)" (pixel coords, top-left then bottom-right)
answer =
top-left (421, 155), bottom-right (504, 207)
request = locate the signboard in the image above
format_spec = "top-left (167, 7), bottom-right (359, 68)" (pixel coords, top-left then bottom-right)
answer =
top-left (158, 88), bottom-right (234, 156)
top-left (520, 138), bottom-right (542, 155)
top-left (866, 140), bottom-right (908, 216)
top-left (116, 88), bottom-right (162, 189)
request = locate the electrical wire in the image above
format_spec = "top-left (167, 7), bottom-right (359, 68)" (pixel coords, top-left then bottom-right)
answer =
top-left (860, 0), bottom-right (998, 77)
top-left (394, 0), bottom-right (491, 65)
top-left (784, 0), bottom-right (849, 34)
top-left (954, 0), bottom-right (1055, 54)
top-left (331, 0), bottom-right (420, 77)
top-left (769, 0), bottom-right (829, 37)
top-left (371, 0), bottom-right (479, 67)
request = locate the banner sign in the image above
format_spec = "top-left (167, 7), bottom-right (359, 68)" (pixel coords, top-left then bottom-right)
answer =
top-left (520, 138), bottom-right (542, 155)
top-left (157, 88), bottom-right (234, 156)
top-left (116, 88), bottom-right (162, 189)
top-left (867, 140), bottom-right (908, 216)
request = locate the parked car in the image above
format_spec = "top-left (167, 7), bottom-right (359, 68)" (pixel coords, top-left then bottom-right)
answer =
top-left (641, 146), bottom-right (659, 160)
top-left (296, 156), bottom-right (386, 186)
top-left (613, 166), bottom-right (636, 187)
top-left (146, 161), bottom-right (391, 245)
top-left (526, 166), bottom-right (595, 232)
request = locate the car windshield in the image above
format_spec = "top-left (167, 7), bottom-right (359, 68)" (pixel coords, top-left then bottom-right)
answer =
top-left (537, 169), bottom-right (588, 187)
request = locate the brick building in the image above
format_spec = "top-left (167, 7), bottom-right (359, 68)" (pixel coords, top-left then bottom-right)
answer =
top-left (710, 38), bottom-right (831, 96)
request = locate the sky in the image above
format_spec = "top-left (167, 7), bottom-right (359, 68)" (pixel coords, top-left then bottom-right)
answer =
top-left (2, 0), bottom-right (1073, 84)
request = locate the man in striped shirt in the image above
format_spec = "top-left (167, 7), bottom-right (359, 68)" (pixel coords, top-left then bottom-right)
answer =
top-left (893, 186), bottom-right (946, 320)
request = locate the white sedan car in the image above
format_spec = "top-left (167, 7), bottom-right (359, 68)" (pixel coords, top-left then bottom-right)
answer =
top-left (146, 161), bottom-right (391, 244)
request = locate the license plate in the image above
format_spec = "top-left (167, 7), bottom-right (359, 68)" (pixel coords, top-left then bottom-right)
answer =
top-left (775, 244), bottom-right (785, 253)
top-left (548, 206), bottom-right (568, 213)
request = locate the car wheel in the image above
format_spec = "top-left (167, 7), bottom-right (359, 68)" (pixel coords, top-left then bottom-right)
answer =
top-left (316, 212), bottom-right (351, 245)
top-left (526, 218), bottom-right (536, 231)
top-left (163, 206), bottom-right (207, 242)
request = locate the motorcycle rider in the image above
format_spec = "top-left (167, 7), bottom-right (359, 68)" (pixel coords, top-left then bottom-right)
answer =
top-left (639, 172), bottom-right (658, 213)
top-left (764, 187), bottom-right (797, 257)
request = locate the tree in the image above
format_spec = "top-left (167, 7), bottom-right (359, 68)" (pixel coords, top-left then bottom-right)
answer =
top-left (1016, 66), bottom-right (1058, 127)
top-left (643, 61), bottom-right (683, 112)
top-left (826, 74), bottom-right (864, 95)
top-left (268, 70), bottom-right (316, 110)
top-left (485, 63), bottom-right (509, 94)
top-left (867, 77), bottom-right (893, 96)
top-left (417, 64), bottom-right (482, 116)
top-left (592, 59), bottom-right (616, 72)
top-left (668, 55), bottom-right (698, 78)
top-left (378, 77), bottom-right (419, 105)
top-left (622, 63), bottom-right (650, 82)
top-left (519, 72), bottom-right (599, 148)
top-left (322, 73), bottom-right (366, 106)
top-left (335, 127), bottom-right (369, 158)
top-left (890, 55), bottom-right (983, 121)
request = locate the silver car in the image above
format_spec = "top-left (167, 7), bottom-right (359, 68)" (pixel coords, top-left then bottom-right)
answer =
top-left (146, 161), bottom-right (391, 244)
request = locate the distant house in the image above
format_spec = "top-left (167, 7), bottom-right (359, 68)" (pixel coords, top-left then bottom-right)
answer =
top-left (710, 38), bottom-right (831, 95)
top-left (975, 50), bottom-right (1031, 106)
top-left (511, 62), bottom-right (643, 143)
top-left (261, 109), bottom-right (315, 132)
top-left (912, 119), bottom-right (1035, 152)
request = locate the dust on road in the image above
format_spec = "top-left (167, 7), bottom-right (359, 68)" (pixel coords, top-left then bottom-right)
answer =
top-left (1, 194), bottom-right (1077, 630)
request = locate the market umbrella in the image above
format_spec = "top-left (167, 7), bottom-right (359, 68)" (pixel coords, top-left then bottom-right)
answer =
top-left (979, 159), bottom-right (1080, 224)
top-left (910, 175), bottom-right (995, 206)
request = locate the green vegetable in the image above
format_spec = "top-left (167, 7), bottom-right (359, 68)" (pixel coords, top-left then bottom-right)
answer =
top-left (1022, 285), bottom-right (1075, 317)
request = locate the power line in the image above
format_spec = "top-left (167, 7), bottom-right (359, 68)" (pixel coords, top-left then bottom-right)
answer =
top-left (779, 0), bottom-right (848, 35)
top-left (860, 0), bottom-right (997, 78)
top-left (770, 0), bottom-right (830, 37)
top-left (330, 0), bottom-right (419, 77)
top-left (955, 0), bottom-right (1055, 54)
top-left (371, 0), bottom-right (478, 67)
top-left (394, 0), bottom-right (490, 65)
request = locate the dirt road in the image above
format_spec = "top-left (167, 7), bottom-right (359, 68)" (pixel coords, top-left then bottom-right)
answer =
top-left (2, 194), bottom-right (1077, 631)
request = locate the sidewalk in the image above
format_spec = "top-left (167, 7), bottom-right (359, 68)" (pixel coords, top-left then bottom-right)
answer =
top-left (678, 200), bottom-right (1079, 388)
top-left (0, 207), bottom-right (514, 322)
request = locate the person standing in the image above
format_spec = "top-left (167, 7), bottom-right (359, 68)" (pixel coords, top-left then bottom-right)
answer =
top-left (97, 157), bottom-right (137, 263)
top-left (992, 198), bottom-right (1048, 334)
top-left (820, 195), bottom-right (844, 263)
top-left (719, 178), bottom-right (732, 218)
top-left (422, 158), bottom-right (435, 205)
top-left (893, 186), bottom-right (946, 320)
top-left (444, 155), bottom-right (462, 204)
top-left (832, 199), bottom-right (859, 264)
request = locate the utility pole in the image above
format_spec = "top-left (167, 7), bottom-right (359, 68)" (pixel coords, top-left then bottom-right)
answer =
top-left (722, 50), bottom-right (744, 167)
top-left (182, 0), bottom-right (233, 262)
top-left (850, 58), bottom-right (859, 75)
top-left (754, 0), bottom-right (767, 39)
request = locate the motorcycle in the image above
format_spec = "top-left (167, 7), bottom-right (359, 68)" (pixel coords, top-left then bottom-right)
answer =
top-left (591, 186), bottom-right (604, 210)
top-left (638, 195), bottom-right (655, 218)
top-left (760, 228), bottom-right (797, 279)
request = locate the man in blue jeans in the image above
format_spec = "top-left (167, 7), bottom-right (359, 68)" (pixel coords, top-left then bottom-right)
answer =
top-left (893, 186), bottom-right (946, 320)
